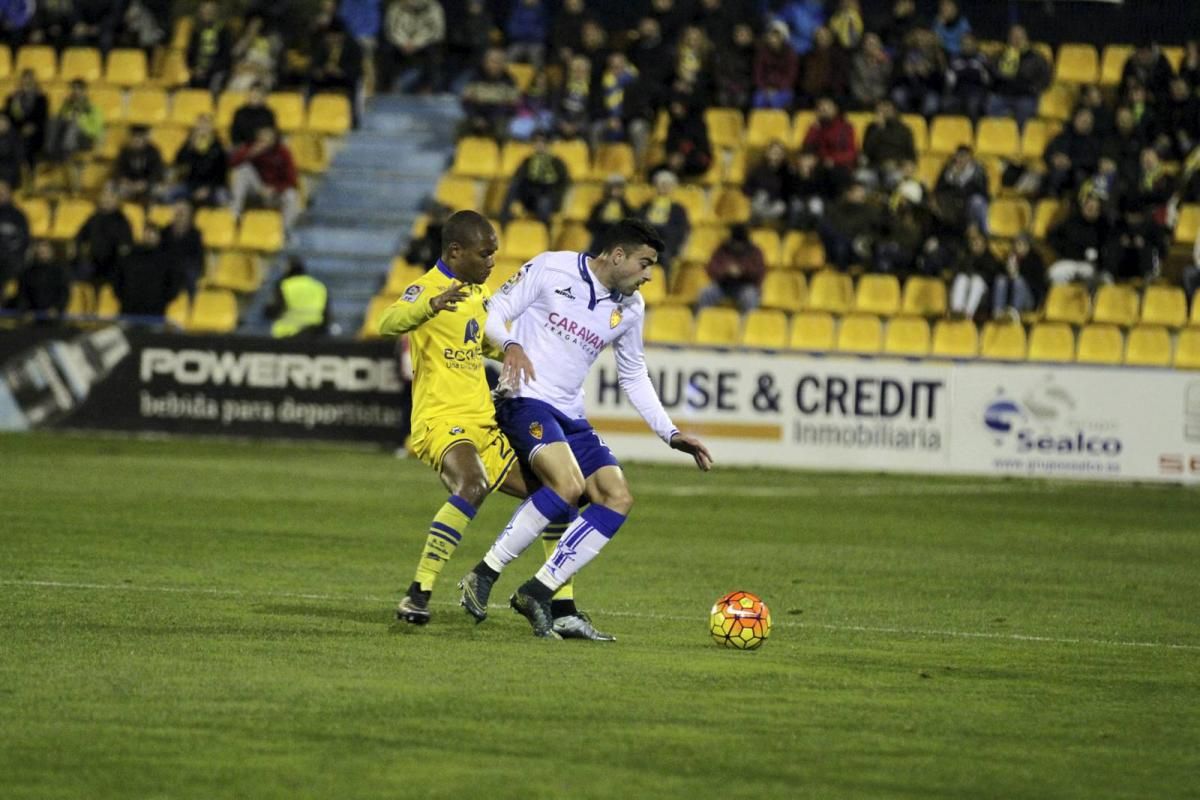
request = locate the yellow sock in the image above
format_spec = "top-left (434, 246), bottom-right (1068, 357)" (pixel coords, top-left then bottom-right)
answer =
top-left (543, 523), bottom-right (574, 601)
top-left (412, 494), bottom-right (476, 593)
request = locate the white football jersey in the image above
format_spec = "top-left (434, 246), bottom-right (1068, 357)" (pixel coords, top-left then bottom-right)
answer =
top-left (485, 251), bottom-right (678, 443)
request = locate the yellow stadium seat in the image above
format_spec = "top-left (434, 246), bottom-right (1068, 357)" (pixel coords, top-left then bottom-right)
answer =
top-left (451, 136), bottom-right (500, 179)
top-left (667, 264), bottom-right (710, 305)
top-left (187, 289), bottom-right (238, 333)
top-left (746, 109), bottom-right (790, 150)
top-left (624, 182), bottom-right (654, 208)
top-left (551, 139), bottom-right (590, 182)
top-left (561, 183), bottom-right (603, 223)
top-left (1124, 325), bottom-right (1171, 367)
top-left (854, 273), bottom-right (901, 316)
top-left (705, 108), bottom-right (744, 151)
top-left (146, 204), bottom-right (173, 230)
top-left (194, 207), bottom-right (237, 249)
top-left (155, 48), bottom-right (190, 88)
top-left (929, 115), bottom-right (974, 155)
top-left (1164, 46), bottom-right (1184, 72)
top-left (1141, 285), bottom-right (1187, 327)
top-left (95, 284), bottom-right (120, 318)
top-left (434, 175), bottom-right (481, 211)
top-left (639, 266), bottom-right (668, 306)
top-left (788, 237), bottom-right (826, 272)
top-left (207, 251), bottom-right (261, 293)
top-left (507, 62), bottom-right (535, 93)
top-left (975, 117), bottom-right (1020, 160)
top-left (215, 90), bottom-right (248, 130)
top-left (901, 114), bottom-right (928, 152)
top-left (883, 315), bottom-right (931, 357)
top-left (670, 184), bottom-right (711, 225)
top-left (265, 92), bottom-right (305, 133)
top-left (644, 306), bottom-right (694, 345)
top-left (50, 199), bottom-right (94, 240)
top-left (988, 198), bottom-right (1031, 239)
top-left (1027, 322), bottom-right (1075, 362)
top-left (502, 219), bottom-right (549, 260)
top-left (681, 226), bottom-right (724, 265)
top-left (1020, 119), bottom-right (1061, 163)
top-left (236, 209), bottom-right (284, 253)
top-left (59, 47), bottom-right (102, 82)
top-left (1043, 283), bottom-right (1091, 325)
top-left (164, 292), bottom-right (190, 328)
top-left (169, 89), bottom-right (214, 126)
top-left (121, 203), bottom-right (145, 240)
top-left (807, 269), bottom-right (852, 314)
top-left (1033, 198), bottom-right (1065, 238)
top-left (16, 198), bottom-right (51, 238)
top-left (1076, 324), bottom-right (1123, 364)
top-left (791, 110), bottom-right (816, 150)
top-left (760, 271), bottom-right (805, 312)
top-left (749, 228), bottom-right (782, 269)
top-left (385, 258), bottom-right (425, 294)
top-left (1056, 44), bottom-right (1099, 84)
top-left (78, 161), bottom-right (111, 194)
top-left (499, 140), bottom-right (535, 176)
top-left (980, 320), bottom-right (1027, 360)
top-left (741, 309), bottom-right (788, 349)
top-left (836, 313), bottom-right (883, 355)
top-left (126, 88), bottom-right (169, 126)
top-left (591, 142), bottom-right (636, 181)
top-left (359, 295), bottom-right (395, 338)
top-left (288, 132), bottom-right (329, 173)
top-left (15, 46), bottom-right (57, 82)
top-left (845, 112), bottom-right (871, 146)
top-left (0, 45), bottom-right (10, 79)
top-left (901, 275), bottom-right (947, 317)
top-left (149, 124), bottom-right (188, 163)
top-left (89, 85), bottom-right (125, 125)
top-left (307, 93), bottom-right (352, 136)
top-left (1038, 83), bottom-right (1076, 123)
top-left (1192, 296), bottom-right (1200, 327)
top-left (66, 282), bottom-right (96, 316)
top-left (713, 187), bottom-right (751, 225)
top-left (694, 307), bottom-right (741, 347)
top-left (1174, 328), bottom-right (1200, 369)
top-left (1100, 45), bottom-right (1133, 87)
top-left (554, 220), bottom-right (590, 251)
top-left (483, 258), bottom-right (522, 293)
top-left (916, 152), bottom-right (945, 190)
top-left (482, 178), bottom-right (510, 217)
top-left (931, 319), bottom-right (979, 358)
top-left (1091, 284), bottom-right (1139, 327)
top-left (1174, 205), bottom-right (1200, 244)
top-left (105, 49), bottom-right (147, 87)
top-left (789, 311), bottom-right (835, 351)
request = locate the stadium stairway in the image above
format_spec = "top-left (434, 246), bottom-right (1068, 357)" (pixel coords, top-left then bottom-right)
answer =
top-left (242, 95), bottom-right (461, 335)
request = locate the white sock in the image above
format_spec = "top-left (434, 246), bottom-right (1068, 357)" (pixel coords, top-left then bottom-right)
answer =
top-left (534, 504), bottom-right (626, 591)
top-left (483, 487), bottom-right (572, 573)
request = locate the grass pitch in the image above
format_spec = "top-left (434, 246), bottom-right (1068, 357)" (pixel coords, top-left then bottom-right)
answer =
top-left (1, 432), bottom-right (1198, 799)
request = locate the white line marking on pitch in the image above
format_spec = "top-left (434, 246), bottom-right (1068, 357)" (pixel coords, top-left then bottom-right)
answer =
top-left (637, 484), bottom-right (1044, 498)
top-left (3, 578), bottom-right (1197, 653)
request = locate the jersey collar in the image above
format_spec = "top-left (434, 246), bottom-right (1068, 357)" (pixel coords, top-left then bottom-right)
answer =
top-left (434, 259), bottom-right (456, 279)
top-left (578, 252), bottom-right (623, 309)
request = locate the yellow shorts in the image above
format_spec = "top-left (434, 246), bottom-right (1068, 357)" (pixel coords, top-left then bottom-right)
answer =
top-left (410, 417), bottom-right (517, 491)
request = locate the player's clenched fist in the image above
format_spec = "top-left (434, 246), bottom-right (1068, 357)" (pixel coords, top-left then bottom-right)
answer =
top-left (430, 281), bottom-right (469, 313)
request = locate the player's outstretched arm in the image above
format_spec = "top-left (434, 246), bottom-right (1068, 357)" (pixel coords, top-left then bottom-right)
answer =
top-left (378, 281), bottom-right (469, 336)
top-left (670, 432), bottom-right (713, 471)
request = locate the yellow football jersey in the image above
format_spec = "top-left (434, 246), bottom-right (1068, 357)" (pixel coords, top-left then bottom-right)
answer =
top-left (378, 263), bottom-right (501, 428)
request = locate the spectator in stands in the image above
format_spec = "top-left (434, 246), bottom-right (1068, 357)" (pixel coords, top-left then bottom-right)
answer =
top-left (230, 126), bottom-right (301, 231)
top-left (849, 32), bottom-right (892, 111)
top-left (159, 201), bottom-right (205, 298)
top-left (67, 0), bottom-right (123, 51)
top-left (935, 145), bottom-right (990, 234)
top-left (986, 25), bottom-right (1050, 126)
top-left (1121, 43), bottom-right (1175, 103)
top-left (120, 0), bottom-right (168, 51)
top-left (405, 202), bottom-right (448, 268)
top-left (638, 170), bottom-right (690, 274)
top-left (338, 0), bottom-right (381, 95)
top-left (113, 225), bottom-right (180, 320)
top-left (6, 240), bottom-right (69, 319)
top-left (1043, 108), bottom-right (1102, 199)
top-left (443, 0), bottom-right (492, 92)
top-left (881, 0), bottom-right (917, 53)
top-left (992, 233), bottom-right (1044, 320)
top-left (648, 0), bottom-right (688, 45)
top-left (949, 224), bottom-right (997, 319)
top-left (819, 181), bottom-right (883, 270)
top-left (227, 12), bottom-right (284, 91)
top-left (1080, 156), bottom-right (1122, 218)
top-left (4, 70), bottom-right (48, 174)
top-left (45, 80), bottom-right (103, 192)
top-left (0, 179), bottom-right (29, 289)
top-left (713, 22), bottom-right (756, 111)
top-left (673, 25), bottom-right (712, 88)
top-left (595, 51), bottom-right (639, 147)
top-left (890, 27), bottom-right (944, 118)
top-left (231, 84), bottom-right (277, 148)
top-left (861, 98), bottom-right (916, 191)
top-left (187, 0), bottom-right (232, 92)
top-left (1184, 239), bottom-right (1200, 302)
top-left (0, 115), bottom-right (23, 190)
top-left (552, 55), bottom-right (595, 142)
top-left (943, 33), bottom-right (990, 121)
top-left (874, 178), bottom-right (931, 275)
top-left (630, 17), bottom-right (672, 92)
top-left (115, 125), bottom-right (166, 204)
top-left (659, 81), bottom-right (713, 180)
top-left (381, 0), bottom-right (445, 94)
top-left (171, 114), bottom-right (228, 207)
top-left (1177, 145), bottom-right (1200, 203)
top-left (461, 47), bottom-right (520, 139)
top-left (932, 0), bottom-right (970, 56)
top-left (696, 224), bottom-right (766, 313)
top-left (745, 140), bottom-right (791, 227)
top-left (801, 96), bottom-right (857, 195)
top-left (24, 1), bottom-right (70, 49)
top-left (508, 68), bottom-right (553, 140)
top-left (1130, 147), bottom-right (1173, 223)
top-left (75, 184), bottom-right (134, 287)
top-left (828, 0), bottom-right (863, 51)
top-left (550, 0), bottom-right (589, 68)
top-left (507, 0), bottom-right (549, 67)
top-left (1155, 78), bottom-right (1200, 161)
top-left (1107, 200), bottom-right (1167, 283)
top-left (1180, 40), bottom-right (1200, 92)
top-left (1077, 84), bottom-right (1114, 138)
top-left (1104, 106), bottom-right (1147, 190)
top-left (777, 0), bottom-right (825, 56)
top-left (500, 130), bottom-right (569, 225)
top-left (752, 20), bottom-right (799, 110)
top-left (799, 27), bottom-right (848, 105)
top-left (1046, 195), bottom-right (1110, 284)
top-left (586, 175), bottom-right (633, 252)
top-left (267, 256), bottom-right (330, 337)
top-left (309, 19), bottom-right (364, 103)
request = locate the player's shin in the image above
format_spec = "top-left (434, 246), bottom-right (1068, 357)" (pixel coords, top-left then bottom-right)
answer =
top-left (481, 487), bottom-right (574, 574)
top-left (531, 504), bottom-right (626, 592)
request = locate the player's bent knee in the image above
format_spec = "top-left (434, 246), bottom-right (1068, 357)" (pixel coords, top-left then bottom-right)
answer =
top-left (455, 475), bottom-right (491, 508)
top-left (604, 487), bottom-right (634, 515)
top-left (547, 474), bottom-right (586, 504)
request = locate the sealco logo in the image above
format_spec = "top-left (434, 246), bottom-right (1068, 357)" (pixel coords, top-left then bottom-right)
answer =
top-left (983, 382), bottom-right (1122, 457)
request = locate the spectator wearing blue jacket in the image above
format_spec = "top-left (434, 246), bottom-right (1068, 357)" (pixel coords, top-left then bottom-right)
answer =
top-left (507, 0), bottom-right (548, 67)
top-left (338, 0), bottom-right (382, 93)
top-left (776, 0), bottom-right (825, 56)
top-left (0, 0), bottom-right (33, 46)
top-left (932, 0), bottom-right (971, 56)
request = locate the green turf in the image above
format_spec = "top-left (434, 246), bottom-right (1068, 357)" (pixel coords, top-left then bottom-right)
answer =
top-left (1, 432), bottom-right (1198, 799)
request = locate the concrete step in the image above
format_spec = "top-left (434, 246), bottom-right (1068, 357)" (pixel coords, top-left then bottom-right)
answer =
top-left (290, 225), bottom-right (401, 258)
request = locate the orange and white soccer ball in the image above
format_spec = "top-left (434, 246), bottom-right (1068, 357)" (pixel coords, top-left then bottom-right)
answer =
top-left (709, 591), bottom-right (771, 650)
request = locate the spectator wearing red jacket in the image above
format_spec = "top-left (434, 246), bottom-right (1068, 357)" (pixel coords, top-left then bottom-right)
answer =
top-left (752, 20), bottom-right (798, 109)
top-left (230, 126), bottom-right (301, 232)
top-left (696, 224), bottom-right (766, 313)
top-left (801, 96), bottom-right (858, 195)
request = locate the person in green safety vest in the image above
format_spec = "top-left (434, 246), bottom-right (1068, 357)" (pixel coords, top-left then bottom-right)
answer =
top-left (266, 256), bottom-right (330, 337)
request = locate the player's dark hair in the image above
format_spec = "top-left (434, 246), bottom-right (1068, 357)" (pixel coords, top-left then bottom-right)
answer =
top-left (598, 218), bottom-right (665, 258)
top-left (441, 210), bottom-right (494, 255)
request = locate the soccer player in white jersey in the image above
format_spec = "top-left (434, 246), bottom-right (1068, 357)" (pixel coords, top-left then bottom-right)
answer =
top-left (457, 218), bottom-right (713, 639)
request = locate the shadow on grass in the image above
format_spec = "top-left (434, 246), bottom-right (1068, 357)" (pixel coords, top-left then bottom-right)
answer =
top-left (255, 602), bottom-right (390, 626)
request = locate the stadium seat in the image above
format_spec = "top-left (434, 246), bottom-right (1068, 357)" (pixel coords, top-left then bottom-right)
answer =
top-left (59, 47), bottom-right (102, 82)
top-left (1141, 285), bottom-right (1187, 328)
top-left (713, 188), bottom-right (751, 225)
top-left (787, 236), bottom-right (826, 271)
top-left (853, 273), bottom-right (901, 316)
top-left (1020, 119), bottom-right (1061, 163)
top-left (1043, 283), bottom-right (1091, 325)
top-left (806, 270), bottom-right (852, 314)
top-left (163, 292), bottom-right (190, 328)
top-left (1075, 324), bottom-right (1123, 364)
top-left (306, 93), bottom-right (352, 136)
top-left (980, 320), bottom-right (1027, 360)
top-left (236, 209), bottom-right (284, 253)
top-left (1056, 44), bottom-right (1099, 84)
top-left (988, 199), bottom-right (1031, 239)
top-left (644, 306), bottom-right (694, 345)
top-left (1174, 328), bottom-right (1200, 369)
top-left (385, 258), bottom-right (425, 294)
top-left (1033, 198), bottom-right (1065, 238)
top-left (15, 46), bottom-right (56, 82)
top-left (554, 220), bottom-right (589, 252)
top-left (451, 137), bottom-right (500, 179)
top-left (835, 313), bottom-right (882, 355)
top-left (929, 116), bottom-right (973, 155)
top-left (760, 271), bottom-right (805, 312)
top-left (169, 89), bottom-right (214, 126)
top-left (694, 307), bottom-right (741, 347)
top-left (507, 62), bottom-right (535, 93)
top-left (704, 108), bottom-right (744, 151)
top-left (126, 88), bottom-right (169, 126)
top-left (789, 311), bottom-right (835, 351)
top-left (882, 316), bottom-right (931, 357)
top-left (266, 92), bottom-right (305, 133)
top-left (16, 197), bottom-right (50, 238)
top-left (501, 220), bottom-right (549, 260)
top-left (639, 266), bottom-right (668, 306)
top-left (975, 117), bottom-right (1020, 160)
top-left (930, 319), bottom-right (978, 358)
top-left (591, 143), bottom-right (636, 181)
top-left (1174, 205), bottom-right (1200, 244)
top-left (95, 284), bottom-right (120, 318)
top-left (482, 178), bottom-right (510, 217)
top-left (1192, 296), bottom-right (1200, 327)
top-left (1038, 83), bottom-right (1076, 122)
top-left (667, 265), bottom-right (709, 305)
top-left (915, 153), bottom-right (944, 191)
top-left (1092, 284), bottom-right (1140, 327)
top-left (288, 132), bottom-right (329, 174)
top-left (65, 282), bottom-right (96, 316)
top-left (900, 114), bottom-right (928, 152)
top-left (155, 48), bottom-right (190, 88)
top-left (681, 225), bottom-right (724, 265)
top-left (900, 275), bottom-right (947, 317)
top-left (49, 199), bottom-right (94, 240)
top-left (749, 228), bottom-right (783, 269)
top-left (671, 185), bottom-right (711, 225)
top-left (1164, 46), bottom-right (1185, 71)
top-left (1124, 325), bottom-right (1171, 367)
top-left (0, 45), bottom-right (9, 80)
top-left (484, 258), bottom-right (523, 293)
top-left (1027, 322), bottom-right (1075, 362)
top-left (551, 139), bottom-right (590, 182)
top-left (434, 175), bottom-right (481, 210)
top-left (122, 203), bottom-right (146, 240)
top-left (150, 125), bottom-right (189, 164)
top-left (746, 109), bottom-right (790, 150)
top-left (215, 91), bottom-right (248, 130)
top-left (1100, 45), bottom-right (1133, 87)
top-left (206, 252), bottom-right (260, 293)
top-left (741, 309), bottom-right (788, 349)
top-left (194, 207), bottom-right (237, 249)
top-left (562, 182), bottom-right (602, 222)
top-left (845, 112), bottom-right (871, 146)
top-left (104, 48), bottom-right (148, 87)
top-left (359, 295), bottom-right (394, 338)
top-left (187, 289), bottom-right (238, 333)
top-left (790, 110), bottom-right (816, 149)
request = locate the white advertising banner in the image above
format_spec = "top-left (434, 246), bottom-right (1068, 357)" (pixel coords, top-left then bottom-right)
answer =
top-left (582, 347), bottom-right (1200, 484)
